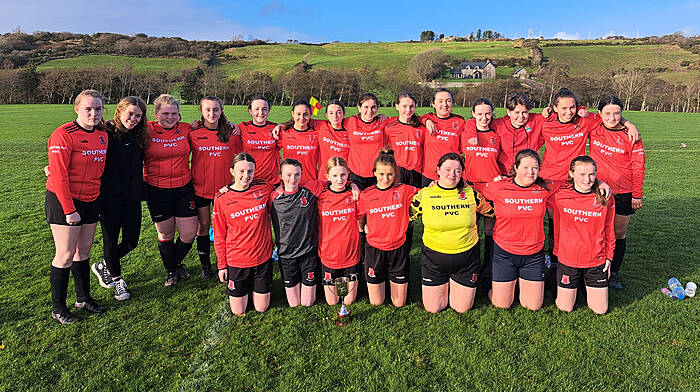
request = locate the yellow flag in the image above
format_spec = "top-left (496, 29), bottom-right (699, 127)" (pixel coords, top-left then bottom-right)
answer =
top-left (309, 97), bottom-right (322, 116)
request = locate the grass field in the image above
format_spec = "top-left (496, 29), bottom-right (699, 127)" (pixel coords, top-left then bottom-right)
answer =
top-left (36, 55), bottom-right (199, 73)
top-left (0, 105), bottom-right (699, 391)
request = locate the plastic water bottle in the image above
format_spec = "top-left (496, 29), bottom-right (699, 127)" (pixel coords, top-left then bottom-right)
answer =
top-left (661, 288), bottom-right (673, 298)
top-left (272, 248), bottom-right (279, 261)
top-left (685, 282), bottom-right (697, 298)
top-left (209, 227), bottom-right (214, 242)
top-left (668, 278), bottom-right (685, 300)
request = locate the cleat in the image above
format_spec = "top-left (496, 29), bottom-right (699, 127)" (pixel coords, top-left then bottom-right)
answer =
top-left (164, 272), bottom-right (178, 287)
top-left (75, 298), bottom-right (106, 313)
top-left (113, 279), bottom-right (131, 301)
top-left (91, 260), bottom-right (114, 289)
top-left (176, 264), bottom-right (191, 280)
top-left (608, 272), bottom-right (623, 290)
top-left (201, 264), bottom-right (214, 280)
top-left (51, 309), bottom-right (79, 324)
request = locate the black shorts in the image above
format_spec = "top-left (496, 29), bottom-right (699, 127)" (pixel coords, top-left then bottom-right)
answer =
top-left (364, 242), bottom-right (409, 284)
top-left (145, 182), bottom-right (197, 222)
top-left (279, 252), bottom-right (320, 287)
top-left (557, 262), bottom-right (608, 288)
top-left (492, 242), bottom-right (545, 282)
top-left (420, 243), bottom-right (480, 287)
top-left (421, 174), bottom-right (435, 188)
top-left (194, 194), bottom-right (213, 209)
top-left (399, 167), bottom-right (422, 188)
top-left (348, 170), bottom-right (376, 191)
top-left (321, 263), bottom-right (360, 286)
top-left (225, 260), bottom-right (273, 297)
top-left (614, 192), bottom-right (635, 216)
top-left (45, 190), bottom-right (99, 225)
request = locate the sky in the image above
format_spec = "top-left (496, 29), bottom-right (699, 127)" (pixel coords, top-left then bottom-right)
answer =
top-left (2, 0), bottom-right (698, 42)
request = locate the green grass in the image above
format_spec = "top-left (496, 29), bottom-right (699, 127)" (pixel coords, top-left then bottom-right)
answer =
top-left (0, 105), bottom-right (699, 391)
top-left (543, 44), bottom-right (700, 84)
top-left (36, 55), bottom-right (199, 73)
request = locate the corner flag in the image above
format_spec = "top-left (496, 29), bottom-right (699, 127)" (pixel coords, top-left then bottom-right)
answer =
top-left (310, 97), bottom-right (323, 116)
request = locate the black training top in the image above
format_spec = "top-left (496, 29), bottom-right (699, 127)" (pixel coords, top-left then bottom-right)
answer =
top-left (100, 122), bottom-right (145, 201)
top-left (270, 184), bottom-right (322, 259)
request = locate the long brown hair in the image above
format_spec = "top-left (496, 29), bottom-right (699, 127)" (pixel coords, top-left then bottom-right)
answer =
top-left (283, 99), bottom-right (313, 131)
top-left (567, 155), bottom-right (607, 206)
top-left (200, 95), bottom-right (233, 143)
top-left (396, 92), bottom-right (422, 127)
top-left (507, 149), bottom-right (549, 190)
top-left (112, 96), bottom-right (149, 148)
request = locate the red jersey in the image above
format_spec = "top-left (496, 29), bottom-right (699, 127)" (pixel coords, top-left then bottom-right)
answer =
top-left (383, 117), bottom-right (425, 172)
top-left (317, 186), bottom-right (360, 269)
top-left (540, 115), bottom-right (596, 181)
top-left (480, 178), bottom-right (559, 255)
top-left (46, 121), bottom-right (108, 214)
top-left (465, 115), bottom-right (545, 174)
top-left (345, 115), bottom-right (387, 177)
top-left (278, 127), bottom-right (320, 184)
top-left (421, 113), bottom-right (465, 180)
top-left (212, 179), bottom-right (275, 269)
top-left (461, 128), bottom-right (501, 189)
top-left (143, 121), bottom-right (192, 188)
top-left (589, 123), bottom-right (646, 198)
top-left (189, 127), bottom-right (243, 199)
top-left (357, 183), bottom-right (418, 250)
top-left (550, 185), bottom-right (616, 268)
top-left (238, 121), bottom-right (279, 185)
top-left (314, 119), bottom-right (350, 178)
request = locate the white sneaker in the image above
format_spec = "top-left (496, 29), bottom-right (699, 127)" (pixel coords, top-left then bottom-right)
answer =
top-left (113, 278), bottom-right (131, 301)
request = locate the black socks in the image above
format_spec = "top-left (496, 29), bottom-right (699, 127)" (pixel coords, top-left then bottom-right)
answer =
top-left (158, 240), bottom-right (178, 273)
top-left (196, 235), bottom-right (210, 267)
top-left (50, 265), bottom-right (70, 313)
top-left (71, 259), bottom-right (91, 303)
top-left (612, 238), bottom-right (627, 273)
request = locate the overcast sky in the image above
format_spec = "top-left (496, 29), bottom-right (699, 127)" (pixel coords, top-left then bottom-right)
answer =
top-left (2, 0), bottom-right (698, 42)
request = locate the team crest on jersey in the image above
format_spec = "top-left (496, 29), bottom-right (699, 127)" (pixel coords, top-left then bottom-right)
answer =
top-left (308, 134), bottom-right (317, 143)
top-left (490, 136), bottom-right (498, 145)
top-left (346, 195), bottom-right (354, 204)
top-left (189, 201), bottom-right (196, 210)
top-left (307, 272), bottom-right (314, 281)
top-left (324, 272), bottom-right (332, 282)
top-left (616, 136), bottom-right (623, 145)
top-left (253, 191), bottom-right (264, 200)
top-left (99, 135), bottom-right (107, 145)
top-left (227, 280), bottom-right (235, 290)
top-left (451, 121), bottom-right (460, 130)
top-left (458, 192), bottom-right (467, 200)
top-left (300, 196), bottom-right (308, 206)
top-left (392, 190), bottom-right (400, 200)
top-left (368, 268), bottom-right (376, 278)
top-left (416, 129), bottom-right (423, 139)
top-left (561, 275), bottom-right (570, 285)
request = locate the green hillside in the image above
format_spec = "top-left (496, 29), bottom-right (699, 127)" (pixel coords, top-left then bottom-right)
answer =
top-left (36, 55), bottom-right (199, 73)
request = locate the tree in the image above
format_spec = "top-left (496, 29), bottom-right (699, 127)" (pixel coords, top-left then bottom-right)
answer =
top-left (468, 32), bottom-right (474, 41)
top-left (420, 30), bottom-right (435, 42)
top-left (439, 34), bottom-right (445, 40)
top-left (613, 70), bottom-right (645, 110)
top-left (476, 29), bottom-right (481, 40)
top-left (408, 48), bottom-right (449, 82)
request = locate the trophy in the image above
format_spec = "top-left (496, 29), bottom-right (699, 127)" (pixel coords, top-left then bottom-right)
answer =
top-left (333, 277), bottom-right (350, 326)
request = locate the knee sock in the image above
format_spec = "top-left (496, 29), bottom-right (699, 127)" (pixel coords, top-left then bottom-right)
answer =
top-left (50, 265), bottom-right (71, 313)
top-left (612, 238), bottom-right (627, 273)
top-left (196, 235), bottom-right (211, 267)
top-left (483, 235), bottom-right (494, 280)
top-left (158, 239), bottom-right (178, 273)
top-left (71, 259), bottom-right (91, 303)
top-left (175, 237), bottom-right (193, 265)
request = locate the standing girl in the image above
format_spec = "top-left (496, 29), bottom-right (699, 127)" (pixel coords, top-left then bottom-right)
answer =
top-left (421, 89), bottom-right (466, 186)
top-left (383, 92), bottom-right (425, 188)
top-left (46, 89), bottom-right (108, 323)
top-left (238, 95), bottom-right (280, 185)
top-left (189, 96), bottom-right (242, 279)
top-left (345, 93), bottom-right (388, 190)
top-left (278, 100), bottom-right (320, 184)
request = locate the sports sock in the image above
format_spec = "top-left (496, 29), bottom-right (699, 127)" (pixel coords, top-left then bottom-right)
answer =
top-left (612, 238), bottom-right (627, 273)
top-left (175, 237), bottom-right (193, 265)
top-left (50, 265), bottom-right (71, 313)
top-left (196, 235), bottom-right (211, 267)
top-left (71, 259), bottom-right (91, 303)
top-left (158, 239), bottom-right (178, 273)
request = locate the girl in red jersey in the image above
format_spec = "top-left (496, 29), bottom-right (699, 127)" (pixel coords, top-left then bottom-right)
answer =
top-left (551, 156), bottom-right (615, 314)
top-left (421, 88), bottom-right (466, 186)
top-left (480, 149), bottom-right (558, 311)
top-left (278, 100), bottom-right (320, 184)
top-left (345, 93), bottom-right (388, 190)
top-left (315, 100), bottom-right (350, 178)
top-left (318, 157), bottom-right (361, 305)
top-left (588, 95), bottom-right (646, 290)
top-left (357, 149), bottom-right (418, 306)
top-left (144, 94), bottom-right (198, 287)
top-left (383, 92), bottom-right (425, 188)
top-left (461, 98), bottom-right (502, 289)
top-left (213, 153), bottom-right (275, 315)
top-left (189, 96), bottom-right (242, 279)
top-left (238, 95), bottom-right (280, 185)
top-left (45, 89), bottom-right (108, 324)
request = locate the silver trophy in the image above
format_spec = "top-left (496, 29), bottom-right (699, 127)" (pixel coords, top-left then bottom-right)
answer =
top-left (333, 277), bottom-right (350, 326)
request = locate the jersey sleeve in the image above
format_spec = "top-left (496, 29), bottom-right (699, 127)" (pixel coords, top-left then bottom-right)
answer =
top-left (356, 192), bottom-right (367, 219)
top-left (409, 189), bottom-right (424, 221)
top-left (473, 189), bottom-right (495, 218)
top-left (461, 118), bottom-right (478, 148)
top-left (631, 139), bottom-right (646, 198)
top-left (604, 197), bottom-right (616, 260)
top-left (47, 130), bottom-right (76, 214)
top-left (302, 179), bottom-right (326, 196)
top-left (480, 181), bottom-right (498, 201)
top-left (212, 196), bottom-right (227, 270)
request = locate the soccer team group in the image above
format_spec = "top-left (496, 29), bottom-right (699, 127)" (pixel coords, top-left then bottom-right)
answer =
top-left (44, 86), bottom-right (646, 324)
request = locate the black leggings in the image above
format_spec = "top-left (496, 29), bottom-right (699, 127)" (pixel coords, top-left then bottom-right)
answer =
top-left (100, 194), bottom-right (142, 277)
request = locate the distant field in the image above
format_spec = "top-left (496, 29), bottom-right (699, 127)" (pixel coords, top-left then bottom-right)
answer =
top-left (0, 105), bottom-right (698, 391)
top-left (543, 44), bottom-right (700, 84)
top-left (36, 55), bottom-right (199, 73)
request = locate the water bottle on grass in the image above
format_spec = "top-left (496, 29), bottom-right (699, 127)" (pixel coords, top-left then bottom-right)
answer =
top-left (685, 282), bottom-right (696, 298)
top-left (668, 278), bottom-right (685, 300)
